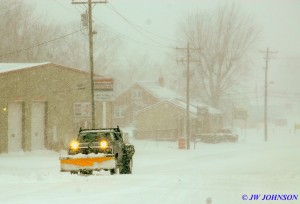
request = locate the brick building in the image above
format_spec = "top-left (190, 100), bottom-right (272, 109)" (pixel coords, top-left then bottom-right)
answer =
top-left (112, 79), bottom-right (223, 140)
top-left (135, 99), bottom-right (223, 140)
top-left (112, 79), bottom-right (177, 127)
top-left (0, 62), bottom-right (111, 153)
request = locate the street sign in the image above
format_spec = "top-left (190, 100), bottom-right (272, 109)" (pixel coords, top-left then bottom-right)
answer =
top-left (94, 78), bottom-right (114, 101)
top-left (94, 78), bottom-right (113, 90)
top-left (94, 92), bottom-right (114, 101)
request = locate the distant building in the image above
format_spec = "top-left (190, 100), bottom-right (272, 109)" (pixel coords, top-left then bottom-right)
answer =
top-left (112, 79), bottom-right (177, 127)
top-left (112, 79), bottom-right (223, 140)
top-left (135, 99), bottom-right (223, 140)
top-left (0, 62), bottom-right (112, 153)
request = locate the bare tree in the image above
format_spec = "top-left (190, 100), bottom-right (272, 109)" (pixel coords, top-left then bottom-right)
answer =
top-left (0, 0), bottom-right (60, 62)
top-left (0, 0), bottom-right (122, 74)
top-left (103, 52), bottom-right (164, 95)
top-left (92, 25), bottom-right (122, 75)
top-left (0, 0), bottom-right (32, 61)
top-left (179, 4), bottom-right (260, 107)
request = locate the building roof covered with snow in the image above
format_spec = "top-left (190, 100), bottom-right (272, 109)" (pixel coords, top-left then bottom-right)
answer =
top-left (137, 98), bottom-right (223, 117)
top-left (169, 99), bottom-right (223, 115)
top-left (136, 81), bottom-right (178, 100)
top-left (0, 62), bottom-right (51, 74)
top-left (0, 62), bottom-right (97, 76)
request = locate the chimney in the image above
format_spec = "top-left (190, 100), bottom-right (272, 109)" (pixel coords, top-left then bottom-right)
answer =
top-left (158, 76), bottom-right (164, 87)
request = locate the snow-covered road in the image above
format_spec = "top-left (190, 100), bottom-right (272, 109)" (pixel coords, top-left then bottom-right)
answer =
top-left (0, 131), bottom-right (299, 204)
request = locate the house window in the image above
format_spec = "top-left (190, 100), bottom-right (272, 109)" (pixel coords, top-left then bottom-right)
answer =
top-left (114, 106), bottom-right (125, 118)
top-left (132, 89), bottom-right (142, 100)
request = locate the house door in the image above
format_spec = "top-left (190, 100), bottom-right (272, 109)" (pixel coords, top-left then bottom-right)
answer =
top-left (8, 103), bottom-right (23, 152)
top-left (31, 102), bottom-right (45, 150)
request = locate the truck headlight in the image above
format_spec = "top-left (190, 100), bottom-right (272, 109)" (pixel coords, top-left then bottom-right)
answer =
top-left (70, 141), bottom-right (79, 150)
top-left (100, 140), bottom-right (108, 149)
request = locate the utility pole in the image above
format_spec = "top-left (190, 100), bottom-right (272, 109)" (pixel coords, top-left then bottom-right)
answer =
top-left (186, 42), bottom-right (190, 150)
top-left (72, 0), bottom-right (107, 128)
top-left (176, 43), bottom-right (200, 150)
top-left (259, 48), bottom-right (277, 142)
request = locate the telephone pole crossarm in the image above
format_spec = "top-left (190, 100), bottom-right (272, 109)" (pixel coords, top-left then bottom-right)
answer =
top-left (71, 0), bottom-right (107, 4)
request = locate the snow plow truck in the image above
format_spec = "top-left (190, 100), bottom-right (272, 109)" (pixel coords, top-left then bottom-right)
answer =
top-left (59, 127), bottom-right (135, 175)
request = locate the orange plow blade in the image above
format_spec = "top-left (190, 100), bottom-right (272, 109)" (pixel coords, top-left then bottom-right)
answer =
top-left (60, 155), bottom-right (116, 172)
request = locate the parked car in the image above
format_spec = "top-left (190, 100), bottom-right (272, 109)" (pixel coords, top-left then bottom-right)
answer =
top-left (196, 129), bottom-right (238, 143)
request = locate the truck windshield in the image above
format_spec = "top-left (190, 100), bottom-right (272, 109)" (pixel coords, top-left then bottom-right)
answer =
top-left (78, 132), bottom-right (114, 143)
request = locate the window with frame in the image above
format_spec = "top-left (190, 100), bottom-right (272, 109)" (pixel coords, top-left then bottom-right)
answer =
top-left (114, 106), bottom-right (125, 118)
top-left (131, 89), bottom-right (142, 100)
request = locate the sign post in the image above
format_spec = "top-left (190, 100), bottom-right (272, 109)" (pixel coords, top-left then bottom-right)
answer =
top-left (94, 78), bottom-right (114, 128)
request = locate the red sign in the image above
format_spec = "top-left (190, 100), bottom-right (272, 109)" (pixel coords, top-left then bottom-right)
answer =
top-left (94, 78), bottom-right (113, 91)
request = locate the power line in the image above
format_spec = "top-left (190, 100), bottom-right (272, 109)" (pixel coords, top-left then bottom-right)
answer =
top-left (92, 17), bottom-right (174, 50)
top-left (275, 53), bottom-right (300, 60)
top-left (54, 0), bottom-right (80, 14)
top-left (53, 0), bottom-right (174, 51)
top-left (0, 28), bottom-right (85, 59)
top-left (276, 57), bottom-right (300, 60)
top-left (106, 3), bottom-right (182, 44)
top-left (105, 3), bottom-right (163, 46)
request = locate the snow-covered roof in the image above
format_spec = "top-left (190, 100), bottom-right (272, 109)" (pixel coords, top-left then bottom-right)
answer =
top-left (0, 62), bottom-right (51, 74)
top-left (134, 81), bottom-right (222, 115)
top-left (137, 98), bottom-right (223, 117)
top-left (137, 81), bottom-right (178, 100)
top-left (170, 99), bottom-right (223, 115)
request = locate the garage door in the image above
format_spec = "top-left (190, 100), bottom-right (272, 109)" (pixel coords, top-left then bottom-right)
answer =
top-left (31, 102), bottom-right (45, 150)
top-left (8, 103), bottom-right (23, 152)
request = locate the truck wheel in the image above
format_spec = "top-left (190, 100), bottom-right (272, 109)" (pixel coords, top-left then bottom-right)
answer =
top-left (79, 169), bottom-right (93, 175)
top-left (110, 168), bottom-right (118, 175)
top-left (70, 170), bottom-right (78, 174)
top-left (120, 159), bottom-right (132, 174)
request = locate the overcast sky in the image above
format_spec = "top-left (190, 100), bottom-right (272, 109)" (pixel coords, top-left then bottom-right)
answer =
top-left (27, 0), bottom-right (300, 103)
top-left (27, 0), bottom-right (300, 53)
